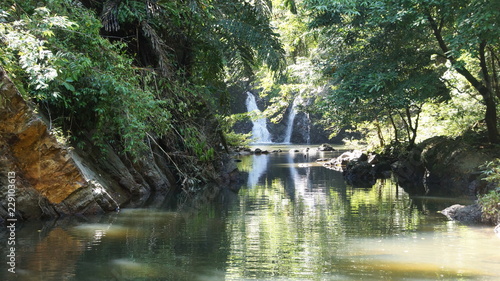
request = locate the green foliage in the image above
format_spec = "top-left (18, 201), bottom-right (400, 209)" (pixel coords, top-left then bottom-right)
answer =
top-left (478, 159), bottom-right (500, 224)
top-left (481, 159), bottom-right (500, 188)
top-left (479, 190), bottom-right (500, 224)
top-left (251, 1), bottom-right (321, 126)
top-left (220, 113), bottom-right (252, 146)
top-left (297, 0), bottom-right (500, 146)
top-left (1, 0), bottom-right (287, 189)
top-left (1, 3), bottom-right (176, 157)
top-left (0, 6), bottom-right (75, 91)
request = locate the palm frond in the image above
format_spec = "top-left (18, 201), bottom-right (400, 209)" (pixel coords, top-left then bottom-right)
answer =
top-left (101, 0), bottom-right (121, 32)
top-left (141, 20), bottom-right (173, 77)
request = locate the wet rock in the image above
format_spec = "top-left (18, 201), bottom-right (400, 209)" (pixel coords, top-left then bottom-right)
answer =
top-left (318, 143), bottom-right (335, 151)
top-left (0, 68), bottom-right (105, 220)
top-left (440, 204), bottom-right (482, 225)
top-left (367, 153), bottom-right (381, 164)
top-left (323, 150), bottom-right (364, 169)
top-left (253, 148), bottom-right (269, 154)
top-left (394, 136), bottom-right (500, 197)
top-left (391, 147), bottom-right (427, 195)
top-left (343, 161), bottom-right (375, 188)
top-left (357, 153), bottom-right (368, 162)
top-left (219, 155), bottom-right (243, 192)
top-left (373, 162), bottom-right (392, 178)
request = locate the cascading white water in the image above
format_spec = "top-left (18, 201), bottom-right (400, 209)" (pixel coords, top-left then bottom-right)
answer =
top-left (283, 96), bottom-right (300, 144)
top-left (245, 92), bottom-right (272, 143)
top-left (305, 112), bottom-right (311, 144)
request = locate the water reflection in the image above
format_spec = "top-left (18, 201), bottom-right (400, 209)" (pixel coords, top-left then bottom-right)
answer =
top-left (1, 147), bottom-right (500, 280)
top-left (247, 154), bottom-right (269, 188)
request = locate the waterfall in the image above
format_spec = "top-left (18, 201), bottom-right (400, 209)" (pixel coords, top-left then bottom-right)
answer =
top-left (306, 112), bottom-right (311, 144)
top-left (245, 92), bottom-right (272, 143)
top-left (283, 96), bottom-right (300, 144)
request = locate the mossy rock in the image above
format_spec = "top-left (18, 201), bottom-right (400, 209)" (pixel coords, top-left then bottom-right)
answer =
top-left (419, 136), bottom-right (499, 197)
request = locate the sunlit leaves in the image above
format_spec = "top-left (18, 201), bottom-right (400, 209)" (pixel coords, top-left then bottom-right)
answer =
top-left (301, 0), bottom-right (500, 145)
top-left (0, 7), bottom-right (76, 90)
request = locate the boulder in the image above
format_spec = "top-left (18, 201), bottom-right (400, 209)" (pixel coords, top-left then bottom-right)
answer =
top-left (367, 153), bottom-right (381, 164)
top-left (391, 147), bottom-right (427, 195)
top-left (419, 136), bottom-right (496, 196)
top-left (0, 68), bottom-right (109, 220)
top-left (372, 162), bottom-right (392, 178)
top-left (440, 204), bottom-right (482, 225)
top-left (318, 143), bottom-right (335, 151)
top-left (343, 161), bottom-right (375, 188)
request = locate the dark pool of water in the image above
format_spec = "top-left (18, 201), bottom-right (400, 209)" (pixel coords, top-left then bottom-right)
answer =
top-left (1, 145), bottom-right (499, 280)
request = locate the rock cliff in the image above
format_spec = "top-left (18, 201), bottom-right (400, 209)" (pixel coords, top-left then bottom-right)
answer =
top-left (0, 67), bottom-right (180, 222)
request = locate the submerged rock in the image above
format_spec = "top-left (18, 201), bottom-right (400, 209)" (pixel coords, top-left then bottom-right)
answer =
top-left (343, 161), bottom-right (376, 188)
top-left (322, 150), bottom-right (391, 188)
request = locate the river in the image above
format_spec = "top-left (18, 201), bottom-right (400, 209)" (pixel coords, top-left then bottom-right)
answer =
top-left (1, 145), bottom-right (500, 280)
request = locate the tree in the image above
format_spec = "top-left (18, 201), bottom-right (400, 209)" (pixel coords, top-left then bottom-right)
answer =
top-left (83, 0), bottom-right (285, 88)
top-left (413, 0), bottom-right (500, 143)
top-left (303, 0), bottom-right (449, 148)
top-left (303, 0), bottom-right (500, 144)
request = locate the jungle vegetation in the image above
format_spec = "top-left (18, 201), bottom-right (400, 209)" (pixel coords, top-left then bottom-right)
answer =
top-left (1, 0), bottom-right (499, 208)
top-left (0, 0), bottom-right (284, 190)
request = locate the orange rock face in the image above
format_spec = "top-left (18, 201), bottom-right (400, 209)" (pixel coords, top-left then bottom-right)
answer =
top-left (0, 68), bottom-right (85, 204)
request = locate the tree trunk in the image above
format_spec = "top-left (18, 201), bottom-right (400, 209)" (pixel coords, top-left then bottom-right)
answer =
top-left (374, 118), bottom-right (385, 147)
top-left (406, 106), bottom-right (420, 149)
top-left (489, 47), bottom-right (500, 100)
top-left (398, 109), bottom-right (411, 144)
top-left (388, 111), bottom-right (399, 143)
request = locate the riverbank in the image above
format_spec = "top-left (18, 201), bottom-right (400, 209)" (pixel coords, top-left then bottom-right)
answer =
top-left (0, 67), bottom-right (240, 223)
top-left (317, 136), bottom-right (500, 231)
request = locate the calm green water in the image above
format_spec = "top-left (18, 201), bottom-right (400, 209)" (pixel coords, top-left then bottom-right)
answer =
top-left (2, 145), bottom-right (500, 280)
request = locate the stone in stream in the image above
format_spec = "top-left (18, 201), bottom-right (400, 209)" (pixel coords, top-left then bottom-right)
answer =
top-left (439, 204), bottom-right (482, 225)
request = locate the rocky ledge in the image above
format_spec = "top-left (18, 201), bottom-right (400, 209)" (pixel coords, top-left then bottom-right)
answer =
top-left (320, 150), bottom-right (392, 188)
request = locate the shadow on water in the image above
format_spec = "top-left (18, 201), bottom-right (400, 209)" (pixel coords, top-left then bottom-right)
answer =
top-left (1, 145), bottom-right (499, 280)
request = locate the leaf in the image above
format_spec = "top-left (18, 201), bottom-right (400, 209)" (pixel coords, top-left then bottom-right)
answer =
top-left (62, 81), bottom-right (75, 91)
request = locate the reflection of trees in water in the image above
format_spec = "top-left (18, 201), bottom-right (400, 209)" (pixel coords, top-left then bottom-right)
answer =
top-left (7, 153), bottom-right (495, 281)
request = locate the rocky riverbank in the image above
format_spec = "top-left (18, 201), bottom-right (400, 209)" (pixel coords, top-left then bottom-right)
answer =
top-left (0, 68), bottom-right (240, 223)
top-left (319, 137), bottom-right (500, 231)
